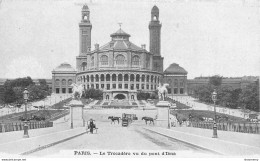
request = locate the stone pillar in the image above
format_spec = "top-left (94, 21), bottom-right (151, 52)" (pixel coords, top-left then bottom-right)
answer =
top-left (69, 100), bottom-right (84, 128)
top-left (155, 101), bottom-right (171, 128)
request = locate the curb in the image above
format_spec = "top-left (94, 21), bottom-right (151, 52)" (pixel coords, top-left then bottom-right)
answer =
top-left (20, 131), bottom-right (87, 155)
top-left (143, 127), bottom-right (223, 155)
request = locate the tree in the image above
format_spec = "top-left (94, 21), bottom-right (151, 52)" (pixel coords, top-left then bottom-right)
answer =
top-left (137, 91), bottom-right (150, 100)
top-left (209, 75), bottom-right (223, 87)
top-left (83, 88), bottom-right (103, 100)
top-left (2, 77), bottom-right (50, 103)
top-left (238, 83), bottom-right (259, 112)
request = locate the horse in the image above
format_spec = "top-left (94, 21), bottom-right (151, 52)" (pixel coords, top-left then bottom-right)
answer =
top-left (142, 116), bottom-right (155, 125)
top-left (157, 83), bottom-right (169, 101)
top-left (108, 116), bottom-right (121, 124)
top-left (71, 83), bottom-right (84, 99)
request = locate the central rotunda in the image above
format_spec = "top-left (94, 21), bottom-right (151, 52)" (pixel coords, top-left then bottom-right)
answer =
top-left (76, 5), bottom-right (164, 101)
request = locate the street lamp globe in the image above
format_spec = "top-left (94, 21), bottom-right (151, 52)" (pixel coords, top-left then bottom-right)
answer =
top-left (212, 89), bottom-right (217, 102)
top-left (23, 88), bottom-right (29, 101)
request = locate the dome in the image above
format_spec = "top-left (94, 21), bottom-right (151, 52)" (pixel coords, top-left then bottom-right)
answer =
top-left (151, 5), bottom-right (159, 13)
top-left (53, 62), bottom-right (76, 72)
top-left (164, 63), bottom-right (188, 75)
top-left (110, 29), bottom-right (131, 38)
top-left (82, 5), bottom-right (89, 11)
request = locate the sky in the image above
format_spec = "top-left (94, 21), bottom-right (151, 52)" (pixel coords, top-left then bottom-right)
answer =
top-left (0, 0), bottom-right (259, 79)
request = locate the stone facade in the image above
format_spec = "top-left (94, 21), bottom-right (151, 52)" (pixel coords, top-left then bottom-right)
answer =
top-left (52, 63), bottom-right (76, 94)
top-left (75, 5), bottom-right (164, 101)
top-left (163, 63), bottom-right (188, 95)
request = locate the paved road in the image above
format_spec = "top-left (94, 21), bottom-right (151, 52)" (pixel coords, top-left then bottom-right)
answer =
top-left (30, 120), bottom-right (215, 157)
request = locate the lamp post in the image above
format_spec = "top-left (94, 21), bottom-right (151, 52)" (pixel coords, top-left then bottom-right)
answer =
top-left (23, 88), bottom-right (29, 138)
top-left (212, 89), bottom-right (218, 138)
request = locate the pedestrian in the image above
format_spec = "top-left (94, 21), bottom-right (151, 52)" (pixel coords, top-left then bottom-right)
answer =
top-left (88, 119), bottom-right (96, 134)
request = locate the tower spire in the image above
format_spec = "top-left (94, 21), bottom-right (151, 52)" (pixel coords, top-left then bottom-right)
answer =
top-left (118, 22), bottom-right (122, 29)
top-left (79, 4), bottom-right (92, 55)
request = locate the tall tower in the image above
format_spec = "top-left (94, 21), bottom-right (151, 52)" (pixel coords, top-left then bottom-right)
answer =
top-left (149, 5), bottom-right (163, 73)
top-left (79, 5), bottom-right (92, 55)
top-left (149, 5), bottom-right (161, 56)
top-left (77, 5), bottom-right (92, 72)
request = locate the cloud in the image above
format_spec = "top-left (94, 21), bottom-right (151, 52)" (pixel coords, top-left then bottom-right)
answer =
top-left (4, 56), bottom-right (47, 79)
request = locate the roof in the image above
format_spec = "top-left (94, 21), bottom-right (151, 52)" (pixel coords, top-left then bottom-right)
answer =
top-left (99, 40), bottom-right (144, 51)
top-left (164, 63), bottom-right (188, 75)
top-left (82, 5), bottom-right (89, 11)
top-left (98, 29), bottom-right (145, 52)
top-left (110, 29), bottom-right (130, 38)
top-left (53, 63), bottom-right (76, 72)
top-left (151, 5), bottom-right (159, 13)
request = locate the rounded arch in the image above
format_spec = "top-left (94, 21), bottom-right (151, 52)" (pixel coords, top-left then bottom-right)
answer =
top-left (130, 74), bottom-right (135, 82)
top-left (146, 75), bottom-right (150, 82)
top-left (124, 74), bottom-right (129, 81)
top-left (141, 75), bottom-right (145, 82)
top-left (132, 55), bottom-right (140, 66)
top-left (106, 74), bottom-right (110, 81)
top-left (112, 74), bottom-right (116, 81)
top-left (62, 79), bottom-right (66, 85)
top-left (55, 79), bottom-right (60, 85)
top-left (115, 54), bottom-right (125, 65)
top-left (81, 62), bottom-right (87, 71)
top-left (155, 76), bottom-right (157, 83)
top-left (68, 79), bottom-right (73, 85)
top-left (118, 74), bottom-right (123, 81)
top-left (136, 74), bottom-right (140, 82)
top-left (95, 74), bottom-right (99, 82)
top-left (100, 55), bottom-right (108, 65)
top-left (90, 75), bottom-right (94, 82)
top-left (86, 75), bottom-right (89, 82)
top-left (101, 74), bottom-right (105, 81)
top-left (151, 75), bottom-right (154, 83)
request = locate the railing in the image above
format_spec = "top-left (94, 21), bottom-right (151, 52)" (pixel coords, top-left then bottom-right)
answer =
top-left (189, 121), bottom-right (260, 134)
top-left (0, 121), bottom-right (53, 133)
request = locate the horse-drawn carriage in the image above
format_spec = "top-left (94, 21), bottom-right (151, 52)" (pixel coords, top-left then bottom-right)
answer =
top-left (121, 113), bottom-right (137, 127)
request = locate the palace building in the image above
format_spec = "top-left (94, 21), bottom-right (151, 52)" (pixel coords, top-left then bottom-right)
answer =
top-left (51, 5), bottom-right (189, 100)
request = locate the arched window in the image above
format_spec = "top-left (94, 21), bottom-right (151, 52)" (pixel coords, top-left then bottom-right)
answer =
top-left (91, 75), bottom-right (94, 82)
top-left (155, 76), bottom-right (157, 83)
top-left (115, 54), bottom-right (125, 65)
top-left (136, 74), bottom-right (140, 82)
top-left (132, 56), bottom-right (140, 66)
top-left (91, 56), bottom-right (94, 67)
top-left (106, 74), bottom-right (110, 81)
top-left (118, 74), bottom-right (123, 81)
top-left (153, 15), bottom-right (157, 21)
top-left (100, 55), bottom-right (108, 65)
top-left (124, 74), bottom-right (129, 81)
top-left (151, 75), bottom-right (154, 83)
top-left (95, 74), bottom-right (99, 82)
top-left (81, 62), bottom-right (87, 71)
top-left (55, 79), bottom-right (60, 85)
top-left (112, 74), bottom-right (116, 81)
top-left (62, 79), bottom-right (66, 85)
top-left (141, 75), bottom-right (145, 82)
top-left (146, 75), bottom-right (150, 82)
top-left (68, 79), bottom-right (73, 85)
top-left (101, 74), bottom-right (104, 81)
top-left (130, 74), bottom-right (135, 82)
top-left (86, 75), bottom-right (89, 82)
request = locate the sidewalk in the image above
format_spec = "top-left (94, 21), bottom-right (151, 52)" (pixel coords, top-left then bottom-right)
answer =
top-left (144, 126), bottom-right (260, 156)
top-left (0, 119), bottom-right (85, 156)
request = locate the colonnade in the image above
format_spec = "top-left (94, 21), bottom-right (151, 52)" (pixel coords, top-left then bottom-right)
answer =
top-left (78, 72), bottom-right (162, 91)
